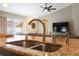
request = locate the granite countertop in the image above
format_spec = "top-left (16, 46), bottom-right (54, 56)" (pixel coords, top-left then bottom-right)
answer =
top-left (3, 43), bottom-right (79, 56)
top-left (0, 34), bottom-right (14, 38)
top-left (1, 34), bottom-right (79, 56)
top-left (3, 44), bottom-right (48, 56)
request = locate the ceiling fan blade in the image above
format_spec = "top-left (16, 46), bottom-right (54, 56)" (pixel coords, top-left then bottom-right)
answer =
top-left (40, 6), bottom-right (45, 9)
top-left (50, 8), bottom-right (56, 10)
top-left (48, 6), bottom-right (52, 9)
top-left (41, 3), bottom-right (56, 12)
top-left (48, 10), bottom-right (51, 12)
top-left (47, 9), bottom-right (51, 12)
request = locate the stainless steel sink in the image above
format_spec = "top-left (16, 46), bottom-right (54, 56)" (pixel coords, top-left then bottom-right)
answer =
top-left (8, 40), bottom-right (62, 52)
top-left (8, 40), bottom-right (41, 48)
top-left (31, 43), bottom-right (62, 52)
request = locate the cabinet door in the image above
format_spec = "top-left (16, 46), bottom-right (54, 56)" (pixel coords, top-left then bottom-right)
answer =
top-left (2, 17), bottom-right (7, 34)
top-left (0, 16), bottom-right (7, 34)
top-left (0, 16), bottom-right (7, 45)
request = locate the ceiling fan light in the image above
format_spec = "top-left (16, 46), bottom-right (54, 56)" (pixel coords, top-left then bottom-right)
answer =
top-left (41, 3), bottom-right (56, 12)
top-left (45, 9), bottom-right (47, 11)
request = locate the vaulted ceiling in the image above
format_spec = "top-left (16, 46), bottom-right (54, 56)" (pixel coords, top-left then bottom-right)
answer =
top-left (0, 3), bottom-right (72, 18)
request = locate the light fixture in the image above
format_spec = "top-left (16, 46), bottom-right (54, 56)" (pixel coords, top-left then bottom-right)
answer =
top-left (40, 3), bottom-right (56, 12)
top-left (3, 3), bottom-right (8, 7)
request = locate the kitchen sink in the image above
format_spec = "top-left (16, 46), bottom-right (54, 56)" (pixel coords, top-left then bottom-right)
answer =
top-left (8, 40), bottom-right (62, 52)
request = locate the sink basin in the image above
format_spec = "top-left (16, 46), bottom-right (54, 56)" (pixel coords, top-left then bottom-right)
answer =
top-left (8, 40), bottom-right (41, 48)
top-left (31, 43), bottom-right (62, 52)
top-left (8, 40), bottom-right (62, 52)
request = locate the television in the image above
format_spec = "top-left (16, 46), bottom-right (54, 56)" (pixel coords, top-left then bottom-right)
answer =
top-left (53, 22), bottom-right (69, 33)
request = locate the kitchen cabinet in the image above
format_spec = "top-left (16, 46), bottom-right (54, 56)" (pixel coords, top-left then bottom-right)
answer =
top-left (0, 16), bottom-right (7, 46)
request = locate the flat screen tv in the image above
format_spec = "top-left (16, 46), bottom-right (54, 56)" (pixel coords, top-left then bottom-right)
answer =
top-left (53, 22), bottom-right (69, 33)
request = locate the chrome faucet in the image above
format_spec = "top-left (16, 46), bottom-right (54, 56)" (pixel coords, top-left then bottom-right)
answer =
top-left (28, 19), bottom-right (46, 43)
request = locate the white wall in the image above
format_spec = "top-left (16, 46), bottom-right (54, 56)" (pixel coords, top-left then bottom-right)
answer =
top-left (72, 4), bottom-right (79, 35)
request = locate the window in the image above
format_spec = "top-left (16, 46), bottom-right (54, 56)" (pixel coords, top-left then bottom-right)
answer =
top-left (7, 17), bottom-right (23, 34)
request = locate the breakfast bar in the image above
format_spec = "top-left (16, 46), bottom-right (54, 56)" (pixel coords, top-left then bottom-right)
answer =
top-left (0, 34), bottom-right (14, 47)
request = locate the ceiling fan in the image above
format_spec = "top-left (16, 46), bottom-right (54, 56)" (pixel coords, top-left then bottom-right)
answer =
top-left (40, 3), bottom-right (56, 12)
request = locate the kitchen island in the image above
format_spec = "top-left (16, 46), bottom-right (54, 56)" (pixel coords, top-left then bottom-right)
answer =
top-left (2, 34), bottom-right (79, 56)
top-left (0, 34), bottom-right (14, 47)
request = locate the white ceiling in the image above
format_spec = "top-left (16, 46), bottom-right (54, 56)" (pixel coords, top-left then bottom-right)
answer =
top-left (0, 3), bottom-right (72, 18)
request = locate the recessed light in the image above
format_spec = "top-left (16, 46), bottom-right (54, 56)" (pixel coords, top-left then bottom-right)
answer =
top-left (3, 3), bottom-right (8, 7)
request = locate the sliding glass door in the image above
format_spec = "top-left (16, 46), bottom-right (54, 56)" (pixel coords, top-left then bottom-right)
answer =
top-left (7, 17), bottom-right (23, 34)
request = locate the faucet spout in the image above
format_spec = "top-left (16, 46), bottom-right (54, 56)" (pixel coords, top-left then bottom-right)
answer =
top-left (28, 19), bottom-right (46, 43)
